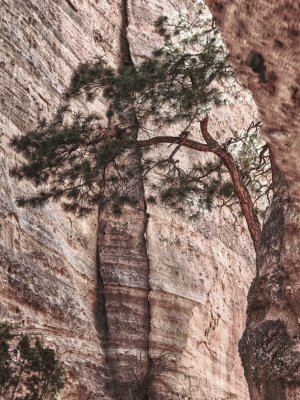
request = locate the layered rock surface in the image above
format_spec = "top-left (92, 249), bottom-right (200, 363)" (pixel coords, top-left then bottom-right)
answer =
top-left (0, 1), bottom-right (122, 398)
top-left (0, 0), bottom-right (257, 398)
top-left (205, 1), bottom-right (300, 398)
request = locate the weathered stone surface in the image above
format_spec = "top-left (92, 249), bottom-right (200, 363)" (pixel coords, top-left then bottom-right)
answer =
top-left (239, 170), bottom-right (300, 399)
top-left (204, 1), bottom-right (300, 398)
top-left (205, 0), bottom-right (300, 201)
top-left (0, 0), bottom-right (123, 398)
top-left (0, 0), bottom-right (258, 399)
top-left (128, 2), bottom-right (256, 398)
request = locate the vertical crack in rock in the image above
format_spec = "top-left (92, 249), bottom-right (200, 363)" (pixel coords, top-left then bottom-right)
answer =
top-left (121, 0), bottom-right (152, 368)
top-left (121, 0), bottom-right (152, 373)
top-left (96, 0), bottom-right (152, 396)
top-left (120, 0), bottom-right (134, 65)
top-left (94, 213), bottom-right (109, 364)
top-left (143, 201), bottom-right (152, 370)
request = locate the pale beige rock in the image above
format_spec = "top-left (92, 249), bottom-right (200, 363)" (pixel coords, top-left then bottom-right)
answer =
top-left (0, 1), bottom-right (258, 399)
top-left (0, 1), bottom-right (123, 398)
top-left (128, 2), bottom-right (256, 398)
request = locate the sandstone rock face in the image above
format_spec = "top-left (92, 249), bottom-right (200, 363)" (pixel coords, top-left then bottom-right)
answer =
top-left (0, 1), bottom-right (122, 398)
top-left (204, 1), bottom-right (300, 201)
top-left (204, 1), bottom-right (300, 398)
top-left (128, 3), bottom-right (255, 398)
top-left (0, 0), bottom-right (257, 399)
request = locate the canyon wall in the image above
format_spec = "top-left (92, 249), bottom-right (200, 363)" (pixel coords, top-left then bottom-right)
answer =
top-left (205, 1), bottom-right (300, 399)
top-left (0, 1), bottom-right (121, 398)
top-left (0, 0), bottom-right (257, 398)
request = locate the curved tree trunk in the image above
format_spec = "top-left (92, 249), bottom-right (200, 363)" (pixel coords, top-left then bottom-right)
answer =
top-left (204, 1), bottom-right (300, 398)
top-left (138, 117), bottom-right (262, 252)
top-left (239, 162), bottom-right (300, 399)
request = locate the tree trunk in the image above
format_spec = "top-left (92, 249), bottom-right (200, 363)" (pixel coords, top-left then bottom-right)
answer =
top-left (239, 162), bottom-right (300, 398)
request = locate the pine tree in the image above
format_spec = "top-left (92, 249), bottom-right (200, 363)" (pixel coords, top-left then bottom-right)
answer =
top-left (10, 5), bottom-right (271, 251)
top-left (0, 322), bottom-right (65, 400)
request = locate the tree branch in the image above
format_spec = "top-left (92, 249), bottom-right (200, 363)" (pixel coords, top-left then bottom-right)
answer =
top-left (137, 135), bottom-right (213, 153)
top-left (138, 116), bottom-right (261, 251)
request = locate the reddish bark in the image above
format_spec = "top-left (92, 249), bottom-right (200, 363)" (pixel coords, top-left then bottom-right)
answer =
top-left (138, 116), bottom-right (261, 251)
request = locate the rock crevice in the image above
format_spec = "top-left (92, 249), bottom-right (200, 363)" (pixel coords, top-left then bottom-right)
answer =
top-left (96, 0), bottom-right (152, 393)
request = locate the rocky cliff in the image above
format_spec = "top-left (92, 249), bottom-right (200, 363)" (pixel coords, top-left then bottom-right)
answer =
top-left (0, 1), bottom-right (258, 398)
top-left (205, 1), bottom-right (300, 399)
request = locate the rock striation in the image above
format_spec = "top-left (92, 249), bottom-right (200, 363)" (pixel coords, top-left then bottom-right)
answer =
top-left (0, 1), bottom-right (122, 397)
top-left (205, 1), bottom-right (300, 398)
top-left (0, 0), bottom-right (259, 398)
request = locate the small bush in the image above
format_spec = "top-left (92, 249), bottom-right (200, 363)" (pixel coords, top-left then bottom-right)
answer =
top-left (0, 321), bottom-right (65, 400)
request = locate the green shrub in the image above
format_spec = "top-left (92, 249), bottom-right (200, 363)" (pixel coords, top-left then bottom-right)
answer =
top-left (0, 321), bottom-right (65, 400)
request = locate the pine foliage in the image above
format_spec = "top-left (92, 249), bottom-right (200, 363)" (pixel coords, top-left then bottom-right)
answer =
top-left (10, 4), bottom-right (271, 222)
top-left (0, 322), bottom-right (65, 400)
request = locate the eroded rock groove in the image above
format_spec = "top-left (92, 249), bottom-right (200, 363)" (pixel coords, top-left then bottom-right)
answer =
top-left (96, 0), bottom-right (152, 394)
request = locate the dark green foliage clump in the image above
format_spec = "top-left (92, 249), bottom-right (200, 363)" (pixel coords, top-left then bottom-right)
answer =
top-left (64, 5), bottom-right (230, 128)
top-left (9, 6), bottom-right (230, 215)
top-left (0, 322), bottom-right (65, 400)
top-left (10, 104), bottom-right (137, 215)
top-left (0, 322), bottom-right (14, 391)
top-left (9, 4), bottom-right (271, 223)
